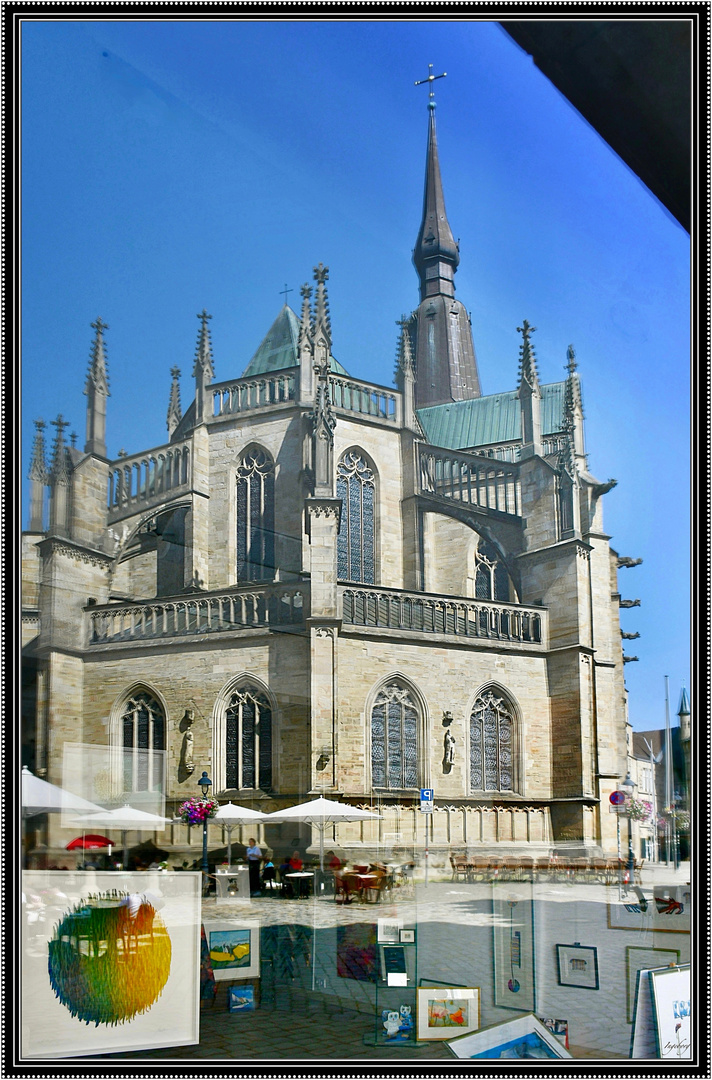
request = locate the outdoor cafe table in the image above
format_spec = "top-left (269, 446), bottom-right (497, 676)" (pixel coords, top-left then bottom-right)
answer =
top-left (285, 871), bottom-right (314, 898)
top-left (341, 871), bottom-right (379, 902)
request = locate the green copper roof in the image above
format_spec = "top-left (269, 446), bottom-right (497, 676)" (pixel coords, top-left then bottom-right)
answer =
top-left (241, 304), bottom-right (348, 379)
top-left (417, 381), bottom-right (567, 450)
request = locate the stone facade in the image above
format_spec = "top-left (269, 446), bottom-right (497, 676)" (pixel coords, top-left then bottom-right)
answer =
top-left (21, 103), bottom-right (634, 865)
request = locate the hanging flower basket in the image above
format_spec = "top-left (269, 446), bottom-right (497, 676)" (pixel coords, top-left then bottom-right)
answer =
top-left (178, 796), bottom-right (219, 825)
top-left (660, 807), bottom-right (690, 832)
top-left (624, 798), bottom-right (653, 822)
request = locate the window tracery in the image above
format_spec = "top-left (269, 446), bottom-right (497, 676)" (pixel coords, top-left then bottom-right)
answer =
top-left (236, 447), bottom-right (275, 581)
top-left (337, 451), bottom-right (375, 583)
top-left (225, 686), bottom-right (272, 791)
top-left (469, 688), bottom-right (515, 792)
top-left (474, 538), bottom-right (510, 600)
top-left (121, 691), bottom-right (165, 793)
top-left (371, 681), bottom-right (419, 789)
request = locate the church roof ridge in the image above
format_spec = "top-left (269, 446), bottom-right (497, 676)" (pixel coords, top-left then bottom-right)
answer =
top-left (241, 303), bottom-right (348, 379)
top-left (417, 380), bottom-right (568, 450)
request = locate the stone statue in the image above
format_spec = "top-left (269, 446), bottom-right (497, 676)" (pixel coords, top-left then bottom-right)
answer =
top-left (181, 708), bottom-right (195, 775)
top-left (443, 729), bottom-right (455, 772)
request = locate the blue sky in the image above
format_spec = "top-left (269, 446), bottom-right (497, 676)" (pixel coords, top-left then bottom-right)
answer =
top-left (20, 18), bottom-right (691, 732)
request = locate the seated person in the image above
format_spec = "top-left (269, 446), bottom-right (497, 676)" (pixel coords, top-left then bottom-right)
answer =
top-left (288, 850), bottom-right (304, 872)
top-left (261, 859), bottom-right (277, 888)
top-left (278, 855), bottom-right (294, 897)
top-left (326, 850), bottom-right (342, 872)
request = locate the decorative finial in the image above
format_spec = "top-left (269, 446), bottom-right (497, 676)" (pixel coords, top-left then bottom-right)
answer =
top-left (69, 431), bottom-right (77, 448)
top-left (300, 282), bottom-right (312, 301)
top-left (415, 63), bottom-right (447, 108)
top-left (90, 317), bottom-right (109, 335)
top-left (313, 263), bottom-right (329, 285)
top-left (197, 308), bottom-right (212, 326)
top-left (516, 319), bottom-right (537, 343)
top-left (171, 365), bottom-right (181, 379)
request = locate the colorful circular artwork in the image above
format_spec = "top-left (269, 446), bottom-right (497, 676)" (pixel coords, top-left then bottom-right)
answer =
top-left (47, 891), bottom-right (171, 1026)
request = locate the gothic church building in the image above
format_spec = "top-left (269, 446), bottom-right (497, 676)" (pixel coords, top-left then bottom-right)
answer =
top-left (22, 97), bottom-right (634, 863)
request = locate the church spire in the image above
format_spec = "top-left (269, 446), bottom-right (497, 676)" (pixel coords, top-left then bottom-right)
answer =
top-left (193, 309), bottom-right (214, 423)
top-left (167, 366), bottom-right (183, 437)
top-left (517, 320), bottom-right (542, 456)
top-left (84, 317), bottom-right (110, 457)
top-left (413, 67), bottom-right (459, 302)
top-left (49, 414), bottom-right (71, 536)
top-left (312, 263), bottom-right (332, 368)
top-left (410, 67), bottom-right (481, 409)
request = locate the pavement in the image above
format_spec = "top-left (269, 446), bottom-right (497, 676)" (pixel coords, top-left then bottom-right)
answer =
top-left (83, 860), bottom-right (691, 1066)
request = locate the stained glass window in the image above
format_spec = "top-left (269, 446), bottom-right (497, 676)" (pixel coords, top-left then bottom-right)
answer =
top-left (337, 451), bottom-right (375, 583)
top-left (121, 691), bottom-right (165, 793)
top-left (469, 688), bottom-right (515, 792)
top-left (236, 448), bottom-right (275, 581)
top-left (225, 687), bottom-right (272, 791)
top-left (474, 538), bottom-right (510, 601)
top-left (371, 682), bottom-right (418, 789)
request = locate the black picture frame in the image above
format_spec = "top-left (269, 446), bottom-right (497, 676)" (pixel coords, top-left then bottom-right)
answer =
top-left (556, 943), bottom-right (599, 990)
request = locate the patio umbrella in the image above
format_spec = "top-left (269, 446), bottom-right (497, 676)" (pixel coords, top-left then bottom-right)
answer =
top-left (71, 804), bottom-right (172, 868)
top-left (66, 834), bottom-right (113, 851)
top-left (212, 802), bottom-right (270, 865)
top-left (21, 766), bottom-right (106, 817)
top-left (263, 797), bottom-right (380, 871)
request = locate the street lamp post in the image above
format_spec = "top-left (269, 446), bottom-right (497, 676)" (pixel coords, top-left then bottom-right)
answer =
top-left (621, 772), bottom-right (636, 879)
top-left (198, 770), bottom-right (212, 885)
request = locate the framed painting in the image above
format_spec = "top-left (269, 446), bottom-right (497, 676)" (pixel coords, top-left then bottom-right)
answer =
top-left (492, 883), bottom-right (535, 1011)
top-left (416, 987), bottom-right (480, 1041)
top-left (607, 886), bottom-right (690, 933)
top-left (625, 947), bottom-right (680, 1023)
top-left (556, 943), bottom-right (599, 990)
top-left (399, 928), bottom-right (415, 944)
top-left (377, 917), bottom-right (402, 943)
top-left (447, 1013), bottom-right (572, 1059)
top-left (21, 870), bottom-right (201, 1059)
top-left (202, 918), bottom-right (260, 981)
top-left (228, 984), bottom-right (257, 1012)
top-left (650, 964), bottom-right (691, 1059)
top-left (336, 922), bottom-right (377, 982)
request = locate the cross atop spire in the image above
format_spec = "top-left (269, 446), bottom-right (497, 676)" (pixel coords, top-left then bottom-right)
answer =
top-left (414, 63), bottom-right (447, 109)
top-left (279, 284), bottom-right (293, 305)
top-left (312, 263), bottom-right (331, 356)
top-left (193, 309), bottom-right (215, 382)
top-left (29, 418), bottom-right (48, 482)
top-left (85, 317), bottom-right (110, 395)
top-left (50, 414), bottom-right (71, 481)
top-left (516, 320), bottom-right (540, 391)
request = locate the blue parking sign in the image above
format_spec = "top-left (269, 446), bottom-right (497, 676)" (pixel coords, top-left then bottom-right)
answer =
top-left (420, 788), bottom-right (434, 812)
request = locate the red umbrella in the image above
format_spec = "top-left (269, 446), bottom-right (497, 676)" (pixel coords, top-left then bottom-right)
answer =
top-left (66, 834), bottom-right (114, 851)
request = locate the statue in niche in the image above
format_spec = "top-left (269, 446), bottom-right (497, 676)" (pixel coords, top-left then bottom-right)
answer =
top-left (443, 729), bottom-right (455, 773)
top-left (180, 709), bottom-right (195, 777)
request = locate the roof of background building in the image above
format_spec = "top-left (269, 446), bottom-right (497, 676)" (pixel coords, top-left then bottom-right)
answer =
top-left (417, 381), bottom-right (566, 450)
top-left (241, 305), bottom-right (349, 379)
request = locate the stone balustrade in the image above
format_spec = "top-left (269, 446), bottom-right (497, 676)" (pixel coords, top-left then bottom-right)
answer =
top-left (341, 585), bottom-right (545, 646)
top-left (418, 445), bottom-right (522, 517)
top-left (329, 375), bottom-right (398, 423)
top-left (87, 582), bottom-right (308, 645)
top-left (211, 369), bottom-right (297, 418)
top-left (107, 442), bottom-right (191, 523)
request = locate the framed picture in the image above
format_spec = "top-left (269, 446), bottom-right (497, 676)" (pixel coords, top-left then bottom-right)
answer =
top-left (21, 870), bottom-right (201, 1059)
top-left (399, 928), bottom-right (415, 944)
top-left (202, 918), bottom-right (260, 981)
top-left (556, 943), bottom-right (599, 990)
top-left (650, 964), bottom-right (691, 1059)
top-left (377, 917), bottom-right (402, 943)
top-left (447, 1013), bottom-right (572, 1059)
top-left (538, 1017), bottom-right (569, 1050)
top-left (416, 987), bottom-right (480, 1041)
top-left (625, 947), bottom-right (680, 1023)
top-left (228, 984), bottom-right (257, 1012)
top-left (607, 886), bottom-right (690, 933)
top-left (492, 883), bottom-right (535, 1011)
top-left (380, 944), bottom-right (408, 985)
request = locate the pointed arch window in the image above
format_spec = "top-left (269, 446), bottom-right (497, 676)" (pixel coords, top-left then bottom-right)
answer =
top-left (371, 681), bottom-right (419, 789)
top-left (469, 688), bottom-right (515, 793)
top-left (237, 448), bottom-right (275, 581)
top-left (121, 691), bottom-right (165, 793)
top-left (337, 451), bottom-right (375, 583)
top-left (475, 538), bottom-right (510, 601)
top-left (225, 686), bottom-right (272, 791)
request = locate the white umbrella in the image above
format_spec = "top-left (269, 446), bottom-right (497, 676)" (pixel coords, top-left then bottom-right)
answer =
top-left (21, 766), bottom-right (106, 818)
top-left (72, 804), bottom-right (172, 868)
top-left (264, 797), bottom-right (380, 871)
top-left (212, 802), bottom-right (270, 865)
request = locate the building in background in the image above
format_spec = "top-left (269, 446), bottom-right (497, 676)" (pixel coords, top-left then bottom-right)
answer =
top-left (21, 92), bottom-right (637, 866)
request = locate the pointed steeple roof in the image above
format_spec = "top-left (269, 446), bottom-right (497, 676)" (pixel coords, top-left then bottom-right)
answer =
top-left (85, 317), bottom-right (110, 395)
top-left (29, 419), bottom-right (48, 482)
top-left (167, 366), bottom-right (183, 436)
top-left (413, 101), bottom-right (460, 301)
top-left (241, 302), bottom-right (348, 379)
top-left (517, 320), bottom-right (541, 392)
top-left (192, 309), bottom-right (215, 382)
top-left (677, 686), bottom-right (690, 717)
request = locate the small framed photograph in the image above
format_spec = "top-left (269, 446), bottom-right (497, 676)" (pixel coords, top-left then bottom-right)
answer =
top-left (399, 928), bottom-right (415, 944)
top-left (416, 986), bottom-right (480, 1041)
top-left (203, 919), bottom-right (260, 981)
top-left (556, 943), bottom-right (599, 990)
top-left (377, 917), bottom-right (402, 943)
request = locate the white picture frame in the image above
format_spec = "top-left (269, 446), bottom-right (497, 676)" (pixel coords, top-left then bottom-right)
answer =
top-left (377, 917), bottom-right (402, 943)
top-left (202, 918), bottom-right (260, 981)
top-left (21, 870), bottom-right (201, 1059)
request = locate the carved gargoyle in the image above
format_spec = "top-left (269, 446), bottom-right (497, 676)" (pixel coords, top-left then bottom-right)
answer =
top-left (592, 478), bottom-right (617, 498)
top-left (617, 556), bottom-right (643, 568)
top-left (621, 631), bottom-right (640, 640)
top-left (622, 655), bottom-right (639, 663)
top-left (619, 599), bottom-right (641, 608)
